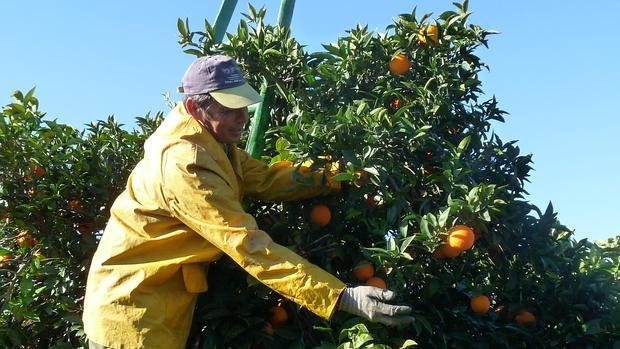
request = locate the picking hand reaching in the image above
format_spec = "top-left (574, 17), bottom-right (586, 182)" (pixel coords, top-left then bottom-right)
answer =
top-left (338, 286), bottom-right (415, 327)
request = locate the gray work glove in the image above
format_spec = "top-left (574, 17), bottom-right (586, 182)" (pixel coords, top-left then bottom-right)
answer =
top-left (338, 286), bottom-right (415, 327)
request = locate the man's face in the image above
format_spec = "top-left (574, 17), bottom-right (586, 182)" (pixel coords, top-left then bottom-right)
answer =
top-left (200, 100), bottom-right (249, 144)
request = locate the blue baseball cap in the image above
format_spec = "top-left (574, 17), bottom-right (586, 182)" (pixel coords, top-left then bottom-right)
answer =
top-left (178, 55), bottom-right (262, 109)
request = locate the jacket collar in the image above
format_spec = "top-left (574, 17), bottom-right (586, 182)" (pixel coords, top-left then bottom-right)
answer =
top-left (177, 103), bottom-right (244, 179)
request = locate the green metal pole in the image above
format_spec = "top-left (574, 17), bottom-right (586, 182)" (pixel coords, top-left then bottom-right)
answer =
top-left (246, 0), bottom-right (296, 158)
top-left (246, 85), bottom-right (275, 159)
top-left (213, 0), bottom-right (239, 44)
top-left (277, 0), bottom-right (296, 29)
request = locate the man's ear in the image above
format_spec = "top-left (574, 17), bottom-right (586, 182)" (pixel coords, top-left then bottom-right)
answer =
top-left (184, 97), bottom-right (197, 117)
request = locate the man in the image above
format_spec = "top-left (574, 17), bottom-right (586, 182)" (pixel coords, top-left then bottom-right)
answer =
top-left (83, 55), bottom-right (414, 349)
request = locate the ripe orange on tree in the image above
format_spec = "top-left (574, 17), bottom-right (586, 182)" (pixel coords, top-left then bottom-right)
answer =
top-left (366, 194), bottom-right (377, 208)
top-left (0, 255), bottom-right (10, 266)
top-left (269, 305), bottom-right (289, 327)
top-left (434, 244), bottom-right (461, 259)
top-left (366, 276), bottom-right (387, 289)
top-left (423, 163), bottom-right (435, 176)
top-left (310, 203), bottom-right (331, 227)
top-left (353, 171), bottom-right (370, 187)
top-left (418, 24), bottom-right (439, 46)
top-left (353, 261), bottom-right (374, 281)
top-left (77, 222), bottom-right (95, 234)
top-left (432, 248), bottom-right (444, 259)
top-left (470, 295), bottom-right (491, 313)
top-left (447, 225), bottom-right (475, 251)
top-left (68, 199), bottom-right (84, 212)
top-left (31, 164), bottom-right (45, 178)
top-left (16, 230), bottom-right (38, 248)
top-left (388, 54), bottom-right (411, 75)
top-left (389, 98), bottom-right (401, 110)
top-left (515, 310), bottom-right (536, 325)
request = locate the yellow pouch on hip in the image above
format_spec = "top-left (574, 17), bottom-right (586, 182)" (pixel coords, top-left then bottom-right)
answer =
top-left (182, 263), bottom-right (208, 293)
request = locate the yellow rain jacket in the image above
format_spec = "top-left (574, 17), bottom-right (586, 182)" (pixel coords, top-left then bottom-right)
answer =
top-left (82, 104), bottom-right (346, 349)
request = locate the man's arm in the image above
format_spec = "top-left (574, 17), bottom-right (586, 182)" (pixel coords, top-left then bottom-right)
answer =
top-left (162, 144), bottom-right (345, 319)
top-left (238, 150), bottom-right (339, 202)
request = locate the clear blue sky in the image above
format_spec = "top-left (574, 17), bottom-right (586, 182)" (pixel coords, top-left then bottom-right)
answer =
top-left (1, 1), bottom-right (618, 242)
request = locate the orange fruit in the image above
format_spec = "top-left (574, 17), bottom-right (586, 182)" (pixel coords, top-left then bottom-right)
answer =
top-left (68, 199), bottom-right (83, 212)
top-left (389, 98), bottom-right (401, 110)
top-left (447, 225), bottom-right (475, 251)
top-left (269, 305), bottom-right (288, 326)
top-left (423, 163), bottom-right (434, 175)
top-left (418, 24), bottom-right (439, 46)
top-left (388, 54), bottom-right (411, 75)
top-left (271, 160), bottom-right (294, 169)
top-left (353, 261), bottom-right (374, 281)
top-left (435, 244), bottom-right (461, 259)
top-left (31, 164), bottom-right (45, 178)
top-left (366, 276), bottom-right (387, 289)
top-left (16, 231), bottom-right (37, 248)
top-left (470, 295), bottom-right (491, 313)
top-left (432, 248), bottom-right (445, 259)
top-left (262, 322), bottom-right (274, 335)
top-left (310, 204), bottom-right (331, 227)
top-left (353, 171), bottom-right (370, 187)
top-left (366, 194), bottom-right (377, 208)
top-left (77, 222), bottom-right (95, 234)
top-left (515, 310), bottom-right (536, 325)
top-left (0, 255), bottom-right (9, 266)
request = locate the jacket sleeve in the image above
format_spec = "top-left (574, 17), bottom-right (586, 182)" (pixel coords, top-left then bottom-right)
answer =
top-left (238, 151), bottom-right (339, 202)
top-left (162, 144), bottom-right (346, 320)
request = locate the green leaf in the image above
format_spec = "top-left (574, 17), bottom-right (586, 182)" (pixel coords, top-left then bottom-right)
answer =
top-left (387, 236), bottom-right (397, 253)
top-left (356, 102), bottom-right (368, 115)
top-left (400, 236), bottom-right (414, 252)
top-left (363, 167), bottom-right (379, 176)
top-left (398, 220), bottom-right (410, 238)
top-left (177, 18), bottom-right (188, 36)
top-left (275, 137), bottom-right (290, 152)
top-left (331, 173), bottom-right (355, 182)
top-left (397, 339), bottom-right (418, 348)
top-left (420, 218), bottom-right (430, 236)
top-left (263, 48), bottom-right (282, 57)
top-left (183, 49), bottom-right (203, 57)
top-left (457, 135), bottom-right (471, 153)
top-left (415, 315), bottom-right (434, 334)
top-left (438, 208), bottom-right (451, 228)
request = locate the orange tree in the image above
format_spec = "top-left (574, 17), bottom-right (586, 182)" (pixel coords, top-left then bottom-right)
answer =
top-left (0, 89), bottom-right (163, 347)
top-left (178, 2), bottom-right (619, 348)
top-left (0, 1), bottom-right (618, 348)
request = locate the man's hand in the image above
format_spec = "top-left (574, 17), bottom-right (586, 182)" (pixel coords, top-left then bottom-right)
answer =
top-left (338, 286), bottom-right (415, 327)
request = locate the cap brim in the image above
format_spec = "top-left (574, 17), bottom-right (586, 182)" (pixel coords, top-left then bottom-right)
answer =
top-left (210, 83), bottom-right (262, 109)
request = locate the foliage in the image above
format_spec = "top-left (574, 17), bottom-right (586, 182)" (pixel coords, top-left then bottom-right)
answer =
top-left (0, 89), bottom-right (163, 348)
top-left (0, 1), bottom-right (618, 348)
top-left (179, 2), bottom-right (620, 348)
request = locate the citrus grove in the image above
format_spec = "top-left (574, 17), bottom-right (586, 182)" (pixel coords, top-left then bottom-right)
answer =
top-left (1, 2), bottom-right (619, 348)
